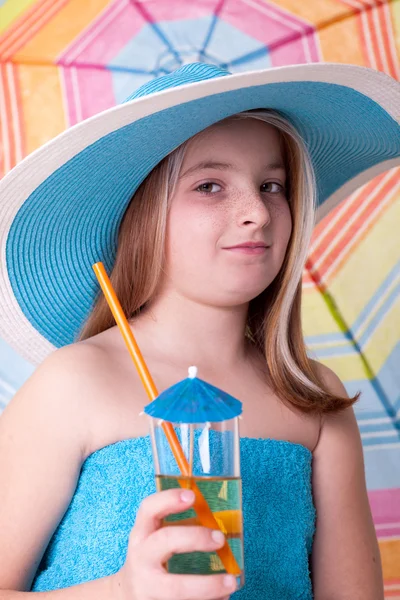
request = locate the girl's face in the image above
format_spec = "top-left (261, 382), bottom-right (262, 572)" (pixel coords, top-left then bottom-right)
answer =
top-left (164, 118), bottom-right (292, 307)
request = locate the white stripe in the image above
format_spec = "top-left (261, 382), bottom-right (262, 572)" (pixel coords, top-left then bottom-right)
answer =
top-left (360, 4), bottom-right (378, 69)
top-left (60, 0), bottom-right (126, 63)
top-left (357, 412), bottom-right (400, 426)
top-left (371, 5), bottom-right (390, 74)
top-left (364, 442), bottom-right (400, 451)
top-left (309, 186), bottom-right (362, 255)
top-left (361, 430), bottom-right (400, 439)
top-left (0, 0), bottom-right (51, 56)
top-left (58, 68), bottom-right (71, 129)
top-left (382, 1), bottom-right (400, 80)
top-left (301, 32), bottom-right (312, 64)
top-left (375, 522), bottom-right (400, 530)
top-left (318, 163), bottom-right (400, 222)
top-left (3, 0), bottom-right (66, 60)
top-left (0, 378), bottom-right (16, 395)
top-left (0, 68), bottom-right (11, 173)
top-left (71, 67), bottom-right (83, 124)
top-left (6, 63), bottom-right (23, 164)
top-left (321, 176), bottom-right (400, 282)
top-left (340, 0), bottom-right (377, 69)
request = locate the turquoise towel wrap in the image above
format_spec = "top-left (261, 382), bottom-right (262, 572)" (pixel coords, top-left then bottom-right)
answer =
top-left (31, 437), bottom-right (316, 598)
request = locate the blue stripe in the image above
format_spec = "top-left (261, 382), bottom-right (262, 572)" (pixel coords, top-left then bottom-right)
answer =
top-left (362, 434), bottom-right (400, 447)
top-left (358, 281), bottom-right (400, 348)
top-left (308, 342), bottom-right (357, 357)
top-left (226, 47), bottom-right (269, 68)
top-left (363, 445), bottom-right (400, 489)
top-left (353, 262), bottom-right (400, 336)
top-left (305, 330), bottom-right (352, 345)
top-left (199, 10), bottom-right (220, 55)
top-left (359, 421), bottom-right (400, 433)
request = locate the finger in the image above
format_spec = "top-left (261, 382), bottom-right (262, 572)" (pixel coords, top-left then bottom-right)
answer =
top-left (145, 525), bottom-right (226, 565)
top-left (133, 488), bottom-right (195, 542)
top-left (156, 572), bottom-right (237, 600)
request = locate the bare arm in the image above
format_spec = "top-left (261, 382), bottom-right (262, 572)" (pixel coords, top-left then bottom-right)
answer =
top-left (311, 364), bottom-right (384, 599)
top-left (0, 576), bottom-right (118, 599)
top-left (0, 344), bottom-right (121, 597)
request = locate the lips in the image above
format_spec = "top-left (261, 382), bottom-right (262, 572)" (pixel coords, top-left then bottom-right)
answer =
top-left (223, 242), bottom-right (269, 256)
top-left (224, 242), bottom-right (269, 250)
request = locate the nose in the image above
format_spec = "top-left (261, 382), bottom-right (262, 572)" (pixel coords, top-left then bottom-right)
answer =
top-left (237, 188), bottom-right (271, 229)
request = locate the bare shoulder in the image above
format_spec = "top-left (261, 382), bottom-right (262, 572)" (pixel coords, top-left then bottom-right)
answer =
top-left (311, 359), bottom-right (348, 396)
top-left (309, 362), bottom-right (383, 598)
top-left (2, 342), bottom-right (111, 459)
top-left (310, 359), bottom-right (361, 447)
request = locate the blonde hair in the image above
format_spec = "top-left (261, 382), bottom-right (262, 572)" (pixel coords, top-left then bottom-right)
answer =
top-left (78, 110), bottom-right (358, 414)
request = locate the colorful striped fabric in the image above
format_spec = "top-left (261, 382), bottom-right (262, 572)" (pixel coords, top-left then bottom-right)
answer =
top-left (0, 0), bottom-right (399, 596)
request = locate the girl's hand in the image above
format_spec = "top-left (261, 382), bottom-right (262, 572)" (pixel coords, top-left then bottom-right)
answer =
top-left (113, 488), bottom-right (237, 600)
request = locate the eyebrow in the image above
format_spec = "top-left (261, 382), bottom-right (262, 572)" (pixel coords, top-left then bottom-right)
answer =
top-left (179, 160), bottom-right (286, 180)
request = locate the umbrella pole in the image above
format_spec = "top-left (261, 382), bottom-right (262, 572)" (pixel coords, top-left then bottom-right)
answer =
top-left (189, 423), bottom-right (194, 479)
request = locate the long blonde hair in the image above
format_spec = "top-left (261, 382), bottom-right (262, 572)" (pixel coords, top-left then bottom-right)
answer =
top-left (78, 110), bottom-right (358, 414)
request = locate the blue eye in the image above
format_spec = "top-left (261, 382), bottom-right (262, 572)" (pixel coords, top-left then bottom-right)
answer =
top-left (196, 182), bottom-right (221, 194)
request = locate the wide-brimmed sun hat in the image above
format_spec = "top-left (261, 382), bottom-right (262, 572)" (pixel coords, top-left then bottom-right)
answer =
top-left (0, 62), bottom-right (399, 366)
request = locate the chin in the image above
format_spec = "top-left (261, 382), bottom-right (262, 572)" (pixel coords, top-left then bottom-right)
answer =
top-left (221, 285), bottom-right (272, 305)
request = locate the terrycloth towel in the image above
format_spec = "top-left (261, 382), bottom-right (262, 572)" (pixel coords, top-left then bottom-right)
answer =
top-left (31, 436), bottom-right (316, 599)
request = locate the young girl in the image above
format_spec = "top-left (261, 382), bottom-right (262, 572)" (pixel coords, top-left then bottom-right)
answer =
top-left (1, 62), bottom-right (399, 600)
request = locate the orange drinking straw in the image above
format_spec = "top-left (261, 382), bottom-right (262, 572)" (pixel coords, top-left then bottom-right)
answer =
top-left (92, 262), bottom-right (241, 576)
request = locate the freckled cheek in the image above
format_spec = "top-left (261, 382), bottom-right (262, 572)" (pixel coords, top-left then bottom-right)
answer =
top-left (271, 202), bottom-right (292, 240)
top-left (168, 206), bottom-right (225, 255)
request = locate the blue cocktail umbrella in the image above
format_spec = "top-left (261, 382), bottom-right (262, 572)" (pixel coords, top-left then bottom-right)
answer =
top-left (144, 366), bottom-right (243, 423)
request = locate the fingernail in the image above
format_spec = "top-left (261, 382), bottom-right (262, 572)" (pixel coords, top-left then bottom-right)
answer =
top-left (223, 575), bottom-right (237, 590)
top-left (180, 489), bottom-right (195, 503)
top-left (211, 530), bottom-right (225, 545)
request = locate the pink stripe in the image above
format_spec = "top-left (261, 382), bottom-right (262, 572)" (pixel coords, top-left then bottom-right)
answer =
top-left (59, 0), bottom-right (147, 66)
top-left (61, 67), bottom-right (115, 126)
top-left (136, 0), bottom-right (222, 21)
top-left (75, 68), bottom-right (116, 120)
top-left (270, 32), bottom-right (320, 66)
top-left (376, 526), bottom-right (400, 539)
top-left (220, 2), bottom-right (294, 46)
top-left (369, 488), bottom-right (400, 525)
top-left (219, 0), bottom-right (320, 63)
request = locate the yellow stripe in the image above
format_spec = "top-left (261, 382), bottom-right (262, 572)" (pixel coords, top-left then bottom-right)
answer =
top-left (302, 283), bottom-right (344, 337)
top-left (266, 0), bottom-right (348, 25)
top-left (14, 0), bottom-right (111, 61)
top-left (380, 538), bottom-right (400, 580)
top-left (316, 354), bottom-right (368, 382)
top-left (16, 63), bottom-right (67, 157)
top-left (329, 193), bottom-right (400, 324)
top-left (318, 12), bottom-right (366, 65)
top-left (0, 0), bottom-right (38, 35)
